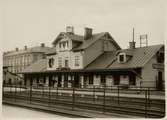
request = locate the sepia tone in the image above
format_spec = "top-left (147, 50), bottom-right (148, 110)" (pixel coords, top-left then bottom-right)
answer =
top-left (2, 0), bottom-right (165, 118)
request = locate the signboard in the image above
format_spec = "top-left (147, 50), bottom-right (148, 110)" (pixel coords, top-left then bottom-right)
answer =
top-left (152, 63), bottom-right (164, 70)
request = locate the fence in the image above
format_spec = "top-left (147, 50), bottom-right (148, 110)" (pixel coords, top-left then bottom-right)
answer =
top-left (2, 84), bottom-right (165, 118)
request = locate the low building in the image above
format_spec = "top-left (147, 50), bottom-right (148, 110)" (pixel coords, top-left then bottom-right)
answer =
top-left (3, 43), bottom-right (52, 85)
top-left (22, 27), bottom-right (165, 90)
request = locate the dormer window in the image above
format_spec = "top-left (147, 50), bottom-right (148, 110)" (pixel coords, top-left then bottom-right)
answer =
top-left (118, 53), bottom-right (126, 63)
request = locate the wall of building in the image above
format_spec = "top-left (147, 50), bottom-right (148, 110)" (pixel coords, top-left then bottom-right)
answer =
top-left (141, 54), bottom-right (163, 88)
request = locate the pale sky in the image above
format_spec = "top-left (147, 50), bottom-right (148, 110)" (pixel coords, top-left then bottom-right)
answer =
top-left (2, 0), bottom-right (165, 51)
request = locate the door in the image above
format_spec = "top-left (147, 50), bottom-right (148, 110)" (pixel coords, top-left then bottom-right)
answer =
top-left (157, 71), bottom-right (163, 90)
top-left (74, 74), bottom-right (79, 88)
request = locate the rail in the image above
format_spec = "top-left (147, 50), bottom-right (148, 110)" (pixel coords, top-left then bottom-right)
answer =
top-left (2, 84), bottom-right (165, 118)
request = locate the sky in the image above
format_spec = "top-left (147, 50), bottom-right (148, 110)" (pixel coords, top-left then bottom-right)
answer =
top-left (1, 0), bottom-right (166, 51)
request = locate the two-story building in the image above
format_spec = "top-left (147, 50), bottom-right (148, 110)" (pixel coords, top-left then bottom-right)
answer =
top-left (22, 27), bottom-right (164, 90)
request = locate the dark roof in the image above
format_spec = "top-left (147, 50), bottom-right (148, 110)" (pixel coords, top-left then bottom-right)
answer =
top-left (86, 44), bottom-right (164, 70)
top-left (22, 44), bottom-right (164, 74)
top-left (45, 47), bottom-right (57, 55)
top-left (52, 32), bottom-right (121, 51)
top-left (4, 46), bottom-right (52, 56)
top-left (21, 59), bottom-right (47, 73)
top-left (72, 32), bottom-right (121, 51)
top-left (85, 51), bottom-right (117, 69)
top-left (108, 44), bottom-right (164, 69)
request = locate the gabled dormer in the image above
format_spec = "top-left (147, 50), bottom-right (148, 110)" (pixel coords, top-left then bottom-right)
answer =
top-left (52, 26), bottom-right (83, 52)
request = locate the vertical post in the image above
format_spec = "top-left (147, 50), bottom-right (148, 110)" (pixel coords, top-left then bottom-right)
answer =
top-left (118, 85), bottom-right (120, 105)
top-left (20, 82), bottom-right (22, 94)
top-left (72, 87), bottom-right (75, 110)
top-left (30, 85), bottom-right (32, 104)
top-left (145, 90), bottom-right (148, 118)
top-left (56, 86), bottom-right (58, 99)
top-left (148, 88), bottom-right (150, 108)
top-left (48, 86), bottom-right (51, 106)
top-left (103, 87), bottom-right (106, 113)
top-left (93, 86), bottom-right (95, 102)
top-left (15, 84), bottom-right (17, 102)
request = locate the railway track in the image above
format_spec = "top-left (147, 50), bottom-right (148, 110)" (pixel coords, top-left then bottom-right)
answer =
top-left (3, 93), bottom-right (165, 118)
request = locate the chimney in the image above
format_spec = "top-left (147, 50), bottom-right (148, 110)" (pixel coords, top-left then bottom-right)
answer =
top-left (84, 27), bottom-right (93, 40)
top-left (24, 45), bottom-right (27, 50)
top-left (15, 47), bottom-right (19, 51)
top-left (66, 26), bottom-right (74, 34)
top-left (129, 28), bottom-right (136, 49)
top-left (41, 43), bottom-right (45, 47)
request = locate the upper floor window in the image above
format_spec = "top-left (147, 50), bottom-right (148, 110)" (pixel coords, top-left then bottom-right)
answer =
top-left (58, 57), bottom-right (62, 67)
top-left (48, 58), bottom-right (54, 68)
top-left (157, 52), bottom-right (164, 63)
top-left (59, 41), bottom-right (69, 50)
top-left (75, 56), bottom-right (80, 66)
top-left (65, 57), bottom-right (69, 67)
top-left (118, 53), bottom-right (126, 63)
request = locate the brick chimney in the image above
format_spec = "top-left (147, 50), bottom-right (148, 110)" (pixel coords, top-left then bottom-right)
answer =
top-left (41, 43), bottom-right (45, 47)
top-left (15, 47), bottom-right (19, 51)
top-left (84, 27), bottom-right (93, 40)
top-left (129, 28), bottom-right (136, 49)
top-left (24, 45), bottom-right (27, 50)
top-left (66, 26), bottom-right (74, 34)
top-left (129, 42), bottom-right (136, 49)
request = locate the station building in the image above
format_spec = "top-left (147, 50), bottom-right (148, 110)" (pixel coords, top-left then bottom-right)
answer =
top-left (22, 27), bottom-right (165, 90)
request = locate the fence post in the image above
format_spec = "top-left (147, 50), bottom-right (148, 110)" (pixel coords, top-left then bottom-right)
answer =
top-left (103, 87), bottom-right (106, 113)
top-left (48, 86), bottom-right (51, 106)
top-left (42, 85), bottom-right (44, 98)
top-left (145, 90), bottom-right (148, 118)
top-left (20, 83), bottom-right (21, 94)
top-left (15, 84), bottom-right (17, 102)
top-left (56, 86), bottom-right (58, 99)
top-left (118, 85), bottom-right (120, 105)
top-left (30, 85), bottom-right (32, 104)
top-left (93, 86), bottom-right (95, 102)
top-left (72, 87), bottom-right (75, 110)
top-left (148, 88), bottom-right (150, 108)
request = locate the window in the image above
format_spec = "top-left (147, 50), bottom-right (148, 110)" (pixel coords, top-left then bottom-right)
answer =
top-left (59, 43), bottom-right (61, 48)
top-left (119, 55), bottom-right (124, 62)
top-left (75, 56), bottom-right (80, 66)
top-left (48, 58), bottom-right (54, 68)
top-left (118, 53), bottom-right (126, 63)
top-left (65, 59), bottom-right (69, 67)
top-left (157, 52), bottom-right (164, 63)
top-left (58, 57), bottom-right (62, 67)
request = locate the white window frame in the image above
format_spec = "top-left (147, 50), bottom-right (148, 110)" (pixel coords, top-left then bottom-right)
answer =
top-left (118, 53), bottom-right (126, 63)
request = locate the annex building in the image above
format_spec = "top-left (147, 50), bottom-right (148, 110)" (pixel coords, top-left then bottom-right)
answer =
top-left (22, 27), bottom-right (165, 90)
top-left (3, 43), bottom-right (52, 85)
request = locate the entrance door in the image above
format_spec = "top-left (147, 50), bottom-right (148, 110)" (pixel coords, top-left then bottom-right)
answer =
top-left (157, 71), bottom-right (163, 90)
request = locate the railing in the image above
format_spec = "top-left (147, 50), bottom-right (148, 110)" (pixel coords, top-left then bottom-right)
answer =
top-left (2, 84), bottom-right (165, 118)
